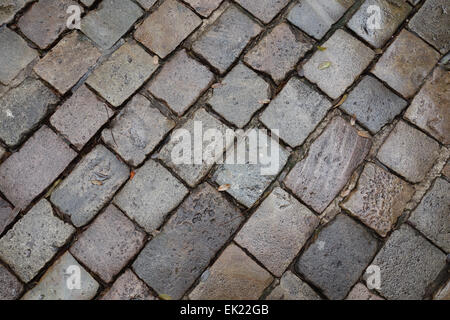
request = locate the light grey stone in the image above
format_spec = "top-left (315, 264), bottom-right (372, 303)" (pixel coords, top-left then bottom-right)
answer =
top-left (0, 263), bottom-right (23, 300)
top-left (0, 196), bottom-right (16, 235)
top-left (101, 269), bottom-right (155, 300)
top-left (266, 271), bottom-right (321, 300)
top-left (0, 0), bottom-right (34, 25)
top-left (235, 0), bottom-right (290, 23)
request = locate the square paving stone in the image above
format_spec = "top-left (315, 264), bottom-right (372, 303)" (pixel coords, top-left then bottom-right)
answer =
top-left (0, 263), bottom-right (23, 300)
top-left (288, 0), bottom-right (355, 40)
top-left (0, 0), bottom-right (34, 25)
top-left (342, 163), bottom-right (414, 237)
top-left (266, 271), bottom-right (321, 300)
top-left (192, 5), bottom-right (262, 73)
top-left (296, 214), bottom-right (378, 300)
top-left (101, 269), bottom-right (155, 300)
top-left (409, 178), bottom-right (449, 252)
top-left (377, 121), bottom-right (441, 183)
top-left (409, 0), bottom-right (449, 54)
top-left (404, 67), bottom-right (449, 145)
top-left (372, 29), bottom-right (440, 99)
top-left (70, 205), bottom-right (146, 283)
top-left (132, 183), bottom-right (243, 299)
top-left (235, 187), bottom-right (319, 276)
top-left (370, 224), bottom-right (446, 300)
top-left (114, 160), bottom-right (189, 233)
top-left (340, 75), bottom-right (407, 134)
top-left (285, 116), bottom-right (372, 213)
top-left (22, 252), bottom-right (99, 300)
top-left (80, 0), bottom-right (143, 49)
top-left (50, 145), bottom-right (130, 227)
top-left (0, 197), bottom-right (17, 235)
top-left (135, 0), bottom-right (202, 58)
top-left (34, 31), bottom-right (102, 94)
top-left (0, 27), bottom-right (38, 85)
top-left (0, 126), bottom-right (76, 208)
top-left (147, 49), bottom-right (214, 116)
top-left (18, 0), bottom-right (81, 49)
top-left (0, 200), bottom-right (75, 282)
top-left (208, 63), bottom-right (270, 128)
top-left (346, 283), bottom-right (383, 300)
top-left (136, 0), bottom-right (157, 10)
top-left (347, 0), bottom-right (412, 48)
top-left (189, 244), bottom-right (273, 300)
top-left (51, 85), bottom-right (113, 150)
top-left (244, 23), bottom-right (314, 84)
top-left (260, 77), bottom-right (332, 147)
top-left (235, 0), bottom-right (290, 24)
top-left (303, 30), bottom-right (374, 99)
top-left (184, 0), bottom-right (223, 17)
top-left (86, 41), bottom-right (158, 107)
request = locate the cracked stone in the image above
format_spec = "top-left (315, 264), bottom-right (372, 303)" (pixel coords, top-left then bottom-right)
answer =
top-left (235, 0), bottom-right (290, 24)
top-left (266, 271), bottom-right (321, 300)
top-left (184, 0), bottom-right (223, 17)
top-left (101, 269), bottom-right (155, 300)
top-left (0, 263), bottom-right (23, 300)
top-left (346, 283), bottom-right (384, 300)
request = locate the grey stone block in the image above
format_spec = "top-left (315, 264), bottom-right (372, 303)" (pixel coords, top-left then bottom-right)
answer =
top-left (266, 271), bottom-right (321, 300)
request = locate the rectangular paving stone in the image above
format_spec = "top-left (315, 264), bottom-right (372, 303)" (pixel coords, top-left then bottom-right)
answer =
top-left (370, 224), bottom-right (446, 300)
top-left (296, 214), bottom-right (378, 300)
top-left (80, 0), bottom-right (143, 49)
top-left (372, 29), bottom-right (440, 99)
top-left (346, 283), bottom-right (384, 300)
top-left (50, 145), bottom-right (130, 227)
top-left (0, 263), bottom-right (23, 300)
top-left (114, 160), bottom-right (189, 233)
top-left (134, 0), bottom-right (202, 58)
top-left (0, 196), bottom-right (17, 235)
top-left (86, 41), bottom-right (158, 107)
top-left (235, 187), bottom-right (319, 276)
top-left (34, 31), bottom-right (102, 94)
top-left (261, 77), bottom-right (332, 147)
top-left (192, 5), bottom-right (262, 73)
top-left (377, 121), bottom-right (441, 183)
top-left (266, 271), bottom-right (321, 300)
top-left (0, 200), bottom-right (75, 282)
top-left (147, 49), bottom-right (214, 115)
top-left (101, 269), bottom-right (155, 300)
top-left (244, 23), bottom-right (313, 84)
top-left (0, 0), bottom-right (34, 25)
top-left (409, 178), bottom-right (449, 252)
top-left (132, 183), bottom-right (243, 299)
top-left (404, 67), bottom-right (449, 145)
top-left (303, 29), bottom-right (375, 99)
top-left (51, 85), bottom-right (113, 150)
top-left (341, 75), bottom-right (407, 134)
top-left (342, 163), bottom-right (414, 237)
top-left (235, 0), bottom-right (290, 24)
top-left (208, 63), bottom-right (270, 128)
top-left (135, 0), bottom-right (157, 10)
top-left (189, 244), bottom-right (273, 300)
top-left (102, 94), bottom-right (175, 166)
top-left (70, 205), bottom-right (146, 283)
top-left (285, 116), bottom-right (371, 213)
top-left (0, 126), bottom-right (76, 208)
top-left (22, 252), bottom-right (99, 300)
top-left (184, 0), bottom-right (223, 17)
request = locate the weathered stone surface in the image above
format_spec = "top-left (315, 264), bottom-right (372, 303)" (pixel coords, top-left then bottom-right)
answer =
top-left (22, 252), bottom-right (99, 300)
top-left (147, 49), bottom-right (214, 115)
top-left (378, 121), bottom-right (441, 183)
top-left (434, 280), bottom-right (450, 300)
top-left (266, 271), bottom-right (321, 300)
top-left (288, 0), bottom-right (355, 40)
top-left (409, 178), bottom-right (449, 252)
top-left (285, 117), bottom-right (371, 213)
top-left (342, 163), bottom-right (414, 237)
top-left (372, 29), bottom-right (440, 99)
top-left (245, 23), bottom-right (313, 83)
top-left (101, 269), bottom-right (155, 300)
top-left (0, 200), bottom-right (75, 282)
top-left (135, 0), bottom-right (202, 58)
top-left (347, 0), bottom-right (412, 48)
top-left (0, 27), bottom-right (37, 85)
top-left (0, 197), bottom-right (16, 235)
top-left (86, 41), bottom-right (158, 107)
top-left (235, 187), bottom-right (319, 276)
top-left (51, 145), bottom-right (129, 227)
top-left (114, 160), bottom-right (188, 233)
top-left (443, 162), bottom-right (450, 179)
top-left (208, 63), bottom-right (270, 128)
top-left (303, 30), bottom-right (374, 99)
top-left (235, 0), bottom-right (290, 23)
top-left (341, 75), bottom-right (407, 133)
top-left (51, 85), bottom-right (112, 150)
top-left (346, 283), bottom-right (383, 300)
top-left (0, 0), bottom-right (34, 25)
top-left (184, 0), bottom-right (223, 17)
top-left (81, 0), bottom-right (143, 49)
top-left (70, 205), bottom-right (146, 283)
top-left (189, 244), bottom-right (273, 300)
top-left (370, 224), bottom-right (446, 300)
top-left (261, 77), bottom-right (332, 147)
top-left (102, 94), bottom-right (175, 166)
top-left (0, 263), bottom-right (23, 300)
top-left (409, 0), bottom-right (449, 54)
top-left (404, 67), bottom-right (449, 145)
top-left (34, 31), bottom-right (101, 94)
top-left (135, 0), bottom-right (157, 10)
top-left (0, 145), bottom-right (5, 161)
top-left (296, 214), bottom-right (378, 300)
top-left (80, 0), bottom-right (95, 7)
top-left (0, 126), bottom-right (76, 208)
top-left (132, 183), bottom-right (243, 299)
top-left (192, 5), bottom-right (261, 73)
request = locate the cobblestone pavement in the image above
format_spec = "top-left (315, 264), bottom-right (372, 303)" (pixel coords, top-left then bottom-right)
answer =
top-left (0, 0), bottom-right (449, 300)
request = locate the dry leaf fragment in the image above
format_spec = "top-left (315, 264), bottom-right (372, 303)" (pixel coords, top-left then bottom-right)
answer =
top-left (218, 184), bottom-right (231, 192)
top-left (44, 179), bottom-right (61, 198)
top-left (258, 99), bottom-right (271, 105)
top-left (334, 94), bottom-right (348, 108)
top-left (212, 83), bottom-right (224, 89)
top-left (153, 55), bottom-right (159, 65)
top-left (130, 171), bottom-right (136, 180)
top-left (159, 294), bottom-right (172, 300)
top-left (350, 114), bottom-right (356, 126)
top-left (91, 180), bottom-right (103, 186)
top-left (375, 49), bottom-right (383, 54)
top-left (357, 130), bottom-right (371, 138)
top-left (318, 61), bottom-right (332, 70)
top-left (317, 46), bottom-right (327, 51)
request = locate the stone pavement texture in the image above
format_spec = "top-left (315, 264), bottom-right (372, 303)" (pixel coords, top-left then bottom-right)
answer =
top-left (0, 0), bottom-right (448, 301)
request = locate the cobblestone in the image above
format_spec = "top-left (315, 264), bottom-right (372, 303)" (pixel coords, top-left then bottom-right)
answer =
top-left (101, 269), bottom-right (155, 300)
top-left (0, 0), bottom-right (34, 25)
top-left (346, 283), bottom-right (383, 300)
top-left (235, 0), bottom-right (290, 24)
top-left (0, 197), bottom-right (16, 235)
top-left (266, 271), bottom-right (321, 300)
top-left (184, 0), bottom-right (223, 17)
top-left (0, 263), bottom-right (23, 300)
